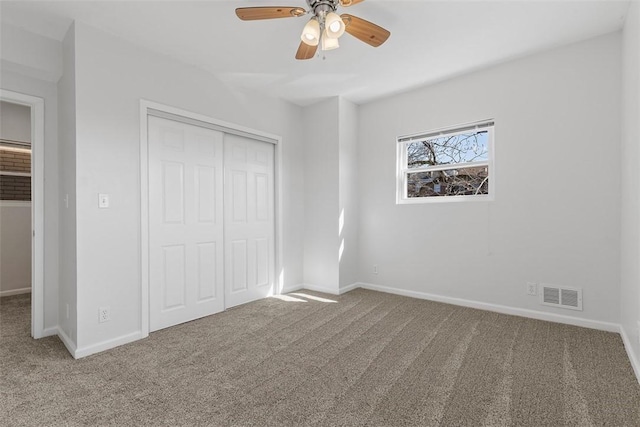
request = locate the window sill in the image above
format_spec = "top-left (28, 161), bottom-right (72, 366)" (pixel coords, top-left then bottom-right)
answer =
top-left (397, 194), bottom-right (494, 205)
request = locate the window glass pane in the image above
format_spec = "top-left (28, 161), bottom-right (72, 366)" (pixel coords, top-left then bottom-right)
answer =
top-left (406, 131), bottom-right (488, 169)
top-left (0, 175), bottom-right (31, 201)
top-left (407, 166), bottom-right (489, 198)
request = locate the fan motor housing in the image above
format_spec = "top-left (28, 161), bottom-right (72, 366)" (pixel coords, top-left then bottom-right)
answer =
top-left (307, 0), bottom-right (339, 14)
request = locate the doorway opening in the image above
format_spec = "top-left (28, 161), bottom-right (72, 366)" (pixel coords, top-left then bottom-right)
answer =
top-left (0, 90), bottom-right (45, 339)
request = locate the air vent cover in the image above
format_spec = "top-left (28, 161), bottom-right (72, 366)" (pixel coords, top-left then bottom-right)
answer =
top-left (543, 287), bottom-right (560, 305)
top-left (540, 284), bottom-right (582, 311)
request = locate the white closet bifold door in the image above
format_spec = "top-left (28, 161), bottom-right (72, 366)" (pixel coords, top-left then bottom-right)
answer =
top-left (223, 133), bottom-right (275, 308)
top-left (148, 116), bottom-right (225, 332)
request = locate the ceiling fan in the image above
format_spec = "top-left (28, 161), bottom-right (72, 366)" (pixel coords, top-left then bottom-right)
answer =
top-left (236, 0), bottom-right (391, 60)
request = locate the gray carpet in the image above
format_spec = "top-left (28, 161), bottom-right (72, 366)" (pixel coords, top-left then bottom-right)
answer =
top-left (1, 289), bottom-right (639, 426)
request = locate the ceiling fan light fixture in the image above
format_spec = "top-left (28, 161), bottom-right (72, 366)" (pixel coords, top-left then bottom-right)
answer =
top-left (233, 3), bottom-right (392, 60)
top-left (324, 12), bottom-right (345, 39)
top-left (300, 18), bottom-right (320, 46)
top-left (321, 30), bottom-right (340, 51)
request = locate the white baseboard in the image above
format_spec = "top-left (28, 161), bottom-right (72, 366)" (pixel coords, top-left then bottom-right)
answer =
top-left (299, 283), bottom-right (341, 295)
top-left (0, 287), bottom-right (31, 297)
top-left (620, 325), bottom-right (640, 384)
top-left (285, 283), bottom-right (358, 295)
top-left (57, 328), bottom-right (77, 358)
top-left (74, 331), bottom-right (145, 359)
top-left (339, 283), bottom-right (360, 295)
top-left (355, 282), bottom-right (621, 333)
top-left (282, 283), bottom-right (304, 294)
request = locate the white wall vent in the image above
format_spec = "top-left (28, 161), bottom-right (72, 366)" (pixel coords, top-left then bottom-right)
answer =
top-left (539, 284), bottom-right (582, 311)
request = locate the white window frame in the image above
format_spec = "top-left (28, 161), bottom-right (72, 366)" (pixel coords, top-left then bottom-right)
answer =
top-left (396, 120), bottom-right (495, 204)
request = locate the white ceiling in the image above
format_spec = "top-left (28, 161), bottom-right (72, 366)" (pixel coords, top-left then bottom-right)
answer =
top-left (0, 0), bottom-right (631, 106)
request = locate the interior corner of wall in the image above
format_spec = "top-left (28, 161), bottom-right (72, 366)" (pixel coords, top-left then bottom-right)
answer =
top-left (57, 326), bottom-right (78, 359)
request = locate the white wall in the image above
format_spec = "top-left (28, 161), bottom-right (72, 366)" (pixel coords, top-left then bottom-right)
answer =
top-left (70, 21), bottom-right (304, 355)
top-left (57, 24), bottom-right (77, 346)
top-left (338, 98), bottom-right (359, 290)
top-left (0, 101), bottom-right (31, 143)
top-left (1, 20), bottom-right (62, 333)
top-left (1, 69), bottom-right (59, 332)
top-left (302, 98), bottom-right (340, 293)
top-left (0, 205), bottom-right (31, 294)
top-left (0, 23), bottom-right (62, 83)
top-left (301, 96), bottom-right (359, 294)
top-left (357, 33), bottom-right (622, 324)
top-left (621, 0), bottom-right (640, 376)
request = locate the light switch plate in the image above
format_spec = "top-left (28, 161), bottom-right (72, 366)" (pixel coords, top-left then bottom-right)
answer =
top-left (99, 193), bottom-right (109, 208)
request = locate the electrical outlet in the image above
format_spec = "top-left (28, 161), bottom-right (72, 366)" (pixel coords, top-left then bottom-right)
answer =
top-left (99, 306), bottom-right (111, 323)
top-left (373, 264), bottom-right (378, 275)
top-left (526, 282), bottom-right (537, 296)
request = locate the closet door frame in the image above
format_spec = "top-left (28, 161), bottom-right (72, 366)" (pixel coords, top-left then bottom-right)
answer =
top-left (139, 100), bottom-right (283, 338)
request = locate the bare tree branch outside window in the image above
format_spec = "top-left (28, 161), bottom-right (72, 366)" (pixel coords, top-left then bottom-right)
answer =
top-left (405, 131), bottom-right (489, 198)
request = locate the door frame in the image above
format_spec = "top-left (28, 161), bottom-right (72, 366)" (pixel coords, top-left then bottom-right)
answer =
top-left (139, 100), bottom-right (284, 337)
top-left (0, 89), bottom-right (46, 339)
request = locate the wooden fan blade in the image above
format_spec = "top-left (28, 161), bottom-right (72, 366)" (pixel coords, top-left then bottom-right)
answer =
top-left (341, 14), bottom-right (390, 47)
top-left (296, 41), bottom-right (318, 60)
top-left (339, 0), bottom-right (365, 7)
top-left (236, 7), bottom-right (306, 21)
